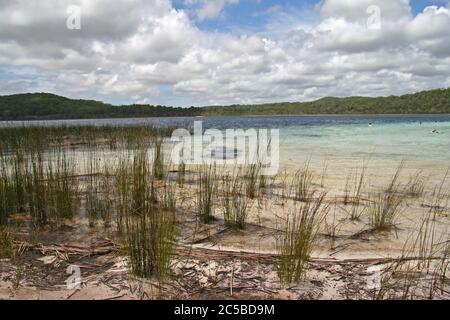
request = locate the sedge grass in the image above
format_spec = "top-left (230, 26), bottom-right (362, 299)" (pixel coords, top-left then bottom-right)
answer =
top-left (292, 161), bottom-right (314, 202)
top-left (278, 192), bottom-right (328, 285)
top-left (196, 165), bottom-right (217, 224)
top-left (222, 173), bottom-right (249, 229)
top-left (117, 148), bottom-right (176, 281)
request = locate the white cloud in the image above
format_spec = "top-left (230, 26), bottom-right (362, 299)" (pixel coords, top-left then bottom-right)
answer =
top-left (0, 0), bottom-right (450, 106)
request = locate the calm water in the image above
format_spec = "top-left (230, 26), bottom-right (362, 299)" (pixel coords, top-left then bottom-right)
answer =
top-left (2, 115), bottom-right (450, 174)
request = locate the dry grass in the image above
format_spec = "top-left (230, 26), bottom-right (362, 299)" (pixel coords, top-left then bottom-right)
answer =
top-left (374, 212), bottom-right (449, 300)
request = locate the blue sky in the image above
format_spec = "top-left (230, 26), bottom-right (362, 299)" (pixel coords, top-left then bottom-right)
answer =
top-left (1, 0), bottom-right (450, 106)
top-left (173, 0), bottom-right (448, 33)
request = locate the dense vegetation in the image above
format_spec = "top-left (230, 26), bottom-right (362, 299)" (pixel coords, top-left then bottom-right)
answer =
top-left (0, 93), bottom-right (199, 120)
top-left (1, 88), bottom-right (449, 120)
top-left (203, 88), bottom-right (450, 116)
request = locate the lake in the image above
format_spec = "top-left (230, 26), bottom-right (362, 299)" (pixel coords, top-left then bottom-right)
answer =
top-left (2, 115), bottom-right (450, 179)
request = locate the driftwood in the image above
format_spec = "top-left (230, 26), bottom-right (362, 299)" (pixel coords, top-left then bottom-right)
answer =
top-left (16, 240), bottom-right (117, 259)
top-left (175, 245), bottom-right (445, 266)
top-left (14, 240), bottom-right (445, 267)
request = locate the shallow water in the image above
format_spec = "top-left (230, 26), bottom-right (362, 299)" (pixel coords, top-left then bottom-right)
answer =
top-left (2, 115), bottom-right (450, 175)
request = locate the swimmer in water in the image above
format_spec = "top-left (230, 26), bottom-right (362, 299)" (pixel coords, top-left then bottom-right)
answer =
top-left (368, 122), bottom-right (373, 127)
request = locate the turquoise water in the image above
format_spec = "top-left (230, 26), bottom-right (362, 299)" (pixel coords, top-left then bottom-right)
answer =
top-left (2, 115), bottom-right (450, 175)
top-left (281, 120), bottom-right (450, 172)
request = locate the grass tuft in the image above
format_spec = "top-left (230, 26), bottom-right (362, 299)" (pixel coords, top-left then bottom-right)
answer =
top-left (222, 173), bottom-right (249, 229)
top-left (278, 192), bottom-right (328, 285)
top-left (196, 165), bottom-right (216, 224)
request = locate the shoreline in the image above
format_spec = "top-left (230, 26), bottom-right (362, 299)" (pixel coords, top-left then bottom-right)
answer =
top-left (2, 113), bottom-right (450, 125)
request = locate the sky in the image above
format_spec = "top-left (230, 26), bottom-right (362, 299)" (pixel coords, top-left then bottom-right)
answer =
top-left (0, 0), bottom-right (449, 106)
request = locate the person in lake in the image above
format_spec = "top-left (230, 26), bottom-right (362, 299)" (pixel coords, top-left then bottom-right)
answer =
top-left (368, 122), bottom-right (373, 127)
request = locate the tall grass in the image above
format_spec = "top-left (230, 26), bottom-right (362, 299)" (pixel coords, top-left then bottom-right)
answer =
top-left (153, 136), bottom-right (166, 180)
top-left (405, 170), bottom-right (426, 198)
top-left (26, 150), bottom-right (49, 226)
top-left (24, 148), bottom-right (80, 226)
top-left (160, 180), bottom-right (177, 213)
top-left (0, 153), bottom-right (15, 225)
top-left (369, 163), bottom-right (407, 231)
top-left (86, 182), bottom-right (113, 228)
top-left (222, 173), bottom-right (249, 229)
top-left (177, 161), bottom-right (186, 188)
top-left (0, 227), bottom-right (15, 259)
top-left (369, 192), bottom-right (405, 231)
top-left (85, 154), bottom-right (112, 227)
top-left (0, 148), bottom-right (28, 221)
top-left (117, 148), bottom-right (176, 281)
top-left (374, 211), bottom-right (449, 300)
top-left (278, 192), bottom-right (328, 285)
top-left (196, 165), bottom-right (216, 224)
top-left (320, 160), bottom-right (328, 188)
top-left (115, 157), bottom-right (131, 233)
top-left (346, 166), bottom-right (367, 221)
top-left (245, 162), bottom-right (261, 199)
top-left (292, 161), bottom-right (314, 202)
top-left (0, 125), bottom-right (176, 153)
top-left (47, 149), bottom-right (80, 222)
top-left (428, 169), bottom-right (449, 219)
top-left (121, 203), bottom-right (176, 281)
top-left (385, 162), bottom-right (404, 195)
top-left (0, 227), bottom-right (24, 287)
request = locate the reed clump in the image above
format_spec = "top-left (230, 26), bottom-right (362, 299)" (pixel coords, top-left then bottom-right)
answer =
top-left (405, 170), bottom-right (426, 198)
top-left (0, 227), bottom-right (24, 287)
top-left (86, 184), bottom-right (113, 228)
top-left (160, 180), bottom-right (177, 213)
top-left (278, 192), bottom-right (328, 285)
top-left (369, 164), bottom-right (407, 231)
top-left (121, 203), bottom-right (176, 281)
top-left (344, 166), bottom-right (367, 221)
top-left (116, 149), bottom-right (176, 281)
top-left (369, 192), bottom-right (405, 231)
top-left (152, 136), bottom-right (166, 180)
top-left (245, 163), bottom-right (261, 199)
top-left (292, 163), bottom-right (314, 202)
top-left (47, 150), bottom-right (80, 223)
top-left (0, 227), bottom-right (15, 259)
top-left (222, 173), bottom-right (249, 229)
top-left (196, 165), bottom-right (217, 224)
top-left (177, 161), bottom-right (186, 188)
top-left (25, 149), bottom-right (79, 226)
top-left (374, 212), bottom-right (449, 300)
top-left (0, 157), bottom-right (15, 225)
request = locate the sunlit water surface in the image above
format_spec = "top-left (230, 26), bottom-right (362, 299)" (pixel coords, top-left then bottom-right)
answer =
top-left (2, 115), bottom-right (450, 179)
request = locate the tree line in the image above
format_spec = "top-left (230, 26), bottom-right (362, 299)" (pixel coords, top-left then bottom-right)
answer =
top-left (1, 88), bottom-right (449, 120)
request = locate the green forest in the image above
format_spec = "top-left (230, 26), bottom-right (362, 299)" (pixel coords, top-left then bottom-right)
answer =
top-left (1, 88), bottom-right (449, 120)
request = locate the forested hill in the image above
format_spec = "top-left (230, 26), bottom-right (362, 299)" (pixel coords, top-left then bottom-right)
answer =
top-left (1, 88), bottom-right (449, 120)
top-left (202, 88), bottom-right (450, 115)
top-left (0, 93), bottom-right (199, 120)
